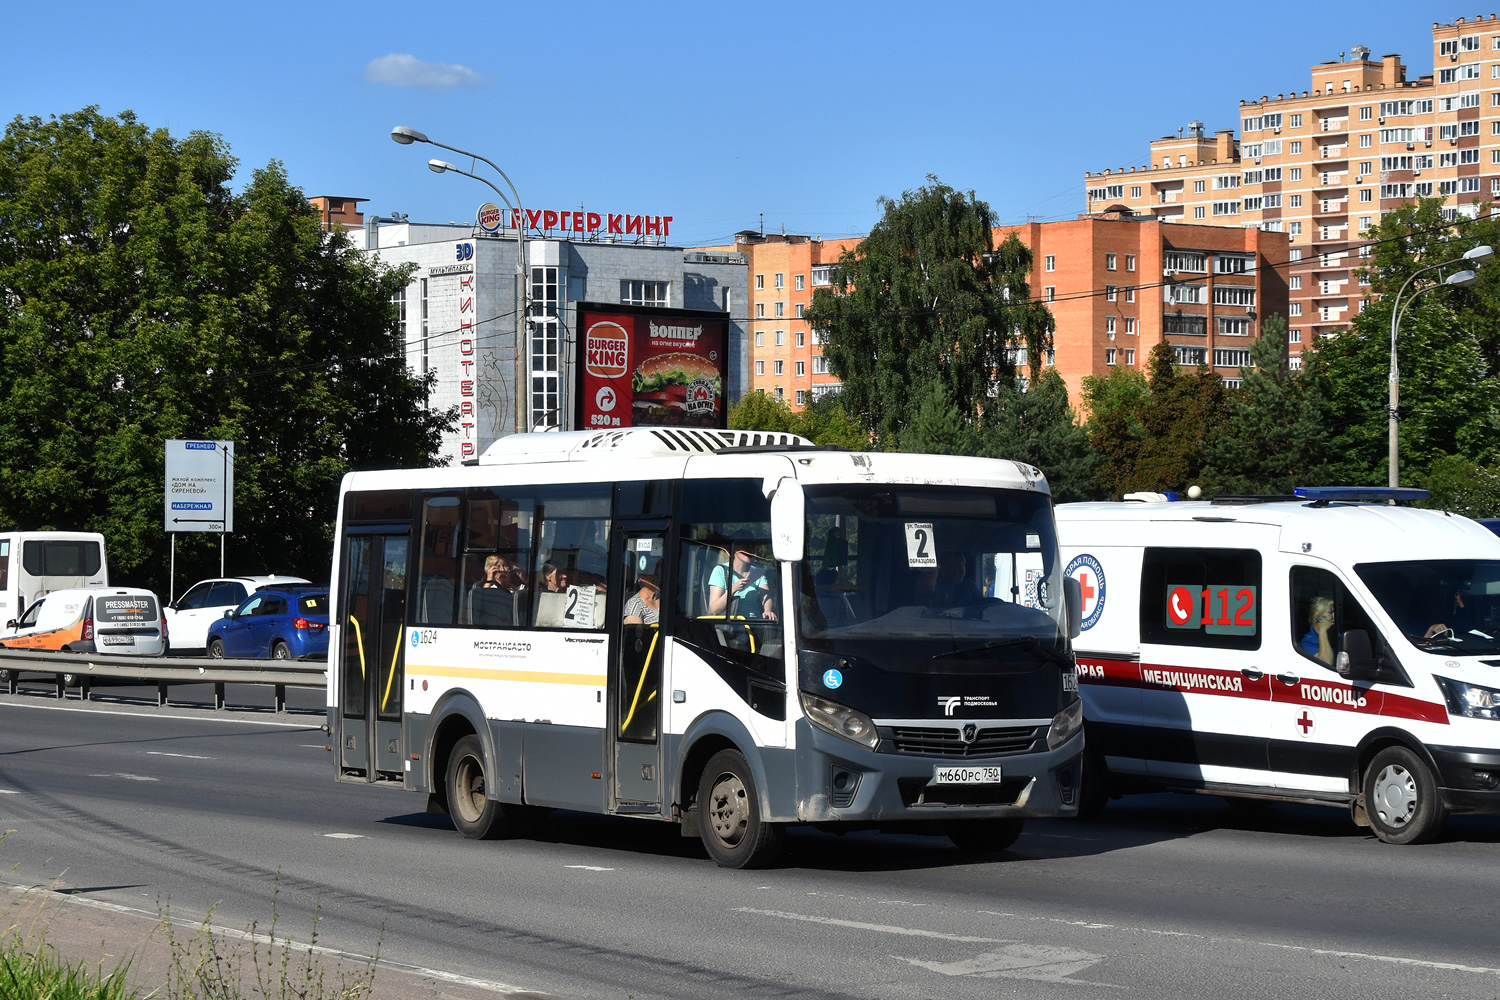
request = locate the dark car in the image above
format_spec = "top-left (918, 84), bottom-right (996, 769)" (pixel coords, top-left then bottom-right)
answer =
top-left (206, 588), bottom-right (330, 660)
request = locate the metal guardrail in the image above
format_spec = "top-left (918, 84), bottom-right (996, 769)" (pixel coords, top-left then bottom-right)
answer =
top-left (0, 649), bottom-right (325, 712)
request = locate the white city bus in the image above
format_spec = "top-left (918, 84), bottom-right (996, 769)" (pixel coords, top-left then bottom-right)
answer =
top-left (0, 530), bottom-right (109, 626)
top-left (328, 428), bottom-right (1085, 868)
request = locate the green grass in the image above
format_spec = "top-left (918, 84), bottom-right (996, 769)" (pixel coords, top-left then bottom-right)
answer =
top-left (0, 935), bottom-right (137, 1000)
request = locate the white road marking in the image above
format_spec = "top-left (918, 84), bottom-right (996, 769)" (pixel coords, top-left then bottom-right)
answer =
top-left (734, 908), bottom-right (1004, 944)
top-left (323, 833), bottom-right (364, 839)
top-left (0, 789), bottom-right (17, 795)
top-left (145, 751), bottom-right (213, 759)
top-left (564, 864), bottom-right (615, 872)
top-left (0, 701), bottom-right (313, 728)
top-left (897, 943), bottom-right (1112, 984)
top-left (299, 744), bottom-right (328, 748)
top-left (88, 773), bottom-right (158, 782)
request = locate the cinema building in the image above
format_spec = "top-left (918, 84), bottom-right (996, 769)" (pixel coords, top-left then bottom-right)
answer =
top-left (358, 210), bottom-right (749, 465)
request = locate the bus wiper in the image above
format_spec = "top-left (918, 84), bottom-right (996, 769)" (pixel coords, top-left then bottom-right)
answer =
top-left (931, 636), bottom-right (1074, 668)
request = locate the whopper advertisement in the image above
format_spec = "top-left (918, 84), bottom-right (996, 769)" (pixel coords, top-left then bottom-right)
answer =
top-left (576, 304), bottom-right (728, 430)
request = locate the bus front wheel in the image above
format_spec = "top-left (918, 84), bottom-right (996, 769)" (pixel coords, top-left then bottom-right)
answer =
top-left (697, 749), bottom-right (782, 869)
top-left (446, 735), bottom-right (516, 840)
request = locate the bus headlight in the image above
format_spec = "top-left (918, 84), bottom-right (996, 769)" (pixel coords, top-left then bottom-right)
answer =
top-left (800, 691), bottom-right (880, 749)
top-left (1047, 699), bottom-right (1084, 749)
top-left (1435, 676), bottom-right (1500, 722)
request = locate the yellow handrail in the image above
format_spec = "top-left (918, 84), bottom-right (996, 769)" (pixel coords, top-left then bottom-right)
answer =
top-left (620, 627), bottom-right (659, 735)
top-left (693, 614), bottom-right (757, 654)
top-left (348, 616), bottom-right (367, 679)
top-left (380, 627), bottom-right (402, 713)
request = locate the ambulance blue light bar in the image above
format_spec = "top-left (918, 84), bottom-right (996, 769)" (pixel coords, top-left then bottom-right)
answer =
top-left (1293, 486), bottom-right (1431, 502)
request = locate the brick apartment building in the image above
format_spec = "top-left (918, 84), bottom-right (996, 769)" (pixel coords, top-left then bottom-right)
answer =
top-left (1083, 15), bottom-right (1500, 355)
top-left (997, 218), bottom-right (1290, 401)
top-left (307, 195), bottom-right (368, 233)
top-left (699, 231), bottom-right (859, 409)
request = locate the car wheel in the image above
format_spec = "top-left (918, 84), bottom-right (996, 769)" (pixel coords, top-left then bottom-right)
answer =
top-left (271, 641), bottom-right (291, 660)
top-left (947, 819), bottom-right (1025, 853)
top-left (445, 735), bottom-right (517, 840)
top-left (1364, 746), bottom-right (1447, 845)
top-left (697, 749), bottom-right (783, 869)
top-left (207, 639), bottom-right (226, 659)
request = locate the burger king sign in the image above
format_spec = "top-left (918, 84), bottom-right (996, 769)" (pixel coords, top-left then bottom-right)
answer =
top-left (575, 305), bottom-right (728, 430)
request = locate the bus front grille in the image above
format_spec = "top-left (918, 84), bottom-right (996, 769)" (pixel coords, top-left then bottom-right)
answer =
top-left (882, 725), bottom-right (1045, 758)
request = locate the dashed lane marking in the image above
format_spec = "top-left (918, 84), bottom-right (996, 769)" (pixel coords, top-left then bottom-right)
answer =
top-left (323, 833), bottom-right (365, 839)
top-left (734, 907), bottom-right (1004, 944)
top-left (564, 865), bottom-right (615, 872)
top-left (145, 751), bottom-right (213, 759)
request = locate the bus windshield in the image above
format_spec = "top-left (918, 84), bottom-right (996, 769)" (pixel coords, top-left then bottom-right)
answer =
top-left (1356, 559), bottom-right (1500, 655)
top-left (796, 485), bottom-right (1067, 719)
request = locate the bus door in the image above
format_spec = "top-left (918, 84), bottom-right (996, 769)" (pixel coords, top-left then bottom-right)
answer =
top-left (610, 524), bottom-right (671, 812)
top-left (338, 530), bottom-right (409, 780)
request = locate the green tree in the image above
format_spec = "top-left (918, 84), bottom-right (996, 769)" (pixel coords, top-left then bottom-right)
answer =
top-left (793, 393), bottom-right (871, 450)
top-left (900, 380), bottom-right (979, 456)
top-left (979, 368), bottom-right (1100, 501)
top-left (804, 176), bottom-right (1052, 446)
top-left (0, 108), bottom-right (451, 593)
top-left (1080, 365), bottom-right (1150, 499)
top-left (727, 390), bottom-right (796, 434)
top-left (1201, 314), bottom-right (1338, 495)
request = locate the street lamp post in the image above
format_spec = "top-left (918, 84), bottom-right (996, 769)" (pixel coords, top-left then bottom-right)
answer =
top-left (1387, 244), bottom-right (1492, 487)
top-left (391, 126), bottom-right (530, 437)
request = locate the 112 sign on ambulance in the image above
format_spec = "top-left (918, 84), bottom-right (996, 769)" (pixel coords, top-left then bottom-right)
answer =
top-left (1057, 487), bottom-right (1500, 844)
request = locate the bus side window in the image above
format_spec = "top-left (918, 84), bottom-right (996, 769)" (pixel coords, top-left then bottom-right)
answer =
top-left (416, 496), bottom-right (462, 626)
top-left (674, 479), bottom-right (783, 668)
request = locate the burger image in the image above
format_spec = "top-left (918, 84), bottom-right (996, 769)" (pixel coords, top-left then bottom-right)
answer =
top-left (631, 352), bottom-right (722, 426)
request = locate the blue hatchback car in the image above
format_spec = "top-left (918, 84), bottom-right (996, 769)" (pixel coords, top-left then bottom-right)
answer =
top-left (206, 588), bottom-right (330, 660)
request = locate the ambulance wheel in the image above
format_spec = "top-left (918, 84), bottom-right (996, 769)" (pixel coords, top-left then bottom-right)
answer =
top-left (947, 819), bottom-right (1024, 853)
top-left (446, 735), bottom-right (516, 840)
top-left (1363, 746), bottom-right (1446, 845)
top-left (697, 749), bottom-right (783, 869)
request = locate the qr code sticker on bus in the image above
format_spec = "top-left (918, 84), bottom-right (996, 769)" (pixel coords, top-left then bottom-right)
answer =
top-left (1022, 568), bottom-right (1044, 609)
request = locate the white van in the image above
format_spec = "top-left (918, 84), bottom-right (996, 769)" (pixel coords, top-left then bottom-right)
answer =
top-left (1057, 487), bottom-right (1500, 844)
top-left (0, 531), bottom-right (108, 623)
top-left (0, 586), bottom-right (166, 656)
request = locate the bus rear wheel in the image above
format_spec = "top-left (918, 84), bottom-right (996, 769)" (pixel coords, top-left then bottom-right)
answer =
top-left (1363, 746), bottom-right (1446, 845)
top-left (446, 735), bottom-right (516, 840)
top-left (697, 749), bottom-right (782, 869)
top-left (947, 818), bottom-right (1024, 853)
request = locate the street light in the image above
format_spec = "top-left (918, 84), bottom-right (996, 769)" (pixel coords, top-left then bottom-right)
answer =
top-left (1387, 244), bottom-right (1492, 486)
top-left (392, 126), bottom-right (530, 436)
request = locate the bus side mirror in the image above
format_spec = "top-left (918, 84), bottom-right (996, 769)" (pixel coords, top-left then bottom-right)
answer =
top-left (769, 478), bottom-right (806, 564)
top-left (1064, 576), bottom-right (1083, 639)
top-left (1337, 629), bottom-right (1376, 679)
top-left (4, 619), bottom-right (15, 630)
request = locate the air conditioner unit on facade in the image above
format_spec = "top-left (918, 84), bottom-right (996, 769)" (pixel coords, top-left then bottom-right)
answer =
top-left (1378, 117), bottom-right (1385, 124)
top-left (1408, 143), bottom-right (1416, 150)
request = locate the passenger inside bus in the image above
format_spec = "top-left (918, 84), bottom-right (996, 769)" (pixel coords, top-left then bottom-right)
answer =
top-left (623, 573), bottom-right (660, 625)
top-left (707, 546), bottom-right (776, 619)
top-left (913, 551), bottom-right (981, 607)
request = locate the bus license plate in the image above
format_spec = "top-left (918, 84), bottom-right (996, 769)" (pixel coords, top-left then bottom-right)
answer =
top-left (101, 635), bottom-right (135, 646)
top-left (933, 765), bottom-right (1001, 784)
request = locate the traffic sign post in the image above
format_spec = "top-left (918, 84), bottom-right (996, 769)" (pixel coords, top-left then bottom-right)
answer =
top-left (164, 440), bottom-right (235, 586)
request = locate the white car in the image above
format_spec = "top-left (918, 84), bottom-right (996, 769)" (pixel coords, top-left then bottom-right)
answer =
top-left (1, 586), bottom-right (166, 656)
top-left (164, 575), bottom-right (311, 654)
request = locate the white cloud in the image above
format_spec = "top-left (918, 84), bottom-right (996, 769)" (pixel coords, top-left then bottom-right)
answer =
top-left (364, 54), bottom-right (487, 92)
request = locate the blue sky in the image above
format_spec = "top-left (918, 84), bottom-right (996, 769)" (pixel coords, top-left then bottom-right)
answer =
top-left (3, 1), bottom-right (1448, 247)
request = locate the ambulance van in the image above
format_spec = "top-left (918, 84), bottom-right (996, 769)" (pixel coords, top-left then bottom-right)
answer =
top-left (1057, 487), bottom-right (1500, 844)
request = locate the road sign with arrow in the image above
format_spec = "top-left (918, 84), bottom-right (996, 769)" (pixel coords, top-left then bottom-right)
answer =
top-left (164, 439), bottom-right (234, 534)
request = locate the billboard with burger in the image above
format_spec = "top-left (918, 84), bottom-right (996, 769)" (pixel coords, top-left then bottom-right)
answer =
top-left (575, 303), bottom-right (728, 430)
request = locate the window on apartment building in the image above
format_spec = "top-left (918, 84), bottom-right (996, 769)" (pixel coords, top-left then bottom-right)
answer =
top-left (1288, 329), bottom-right (1303, 344)
top-left (1290, 275), bottom-right (1303, 291)
top-left (391, 286), bottom-right (407, 338)
top-left (1194, 206), bottom-right (1206, 219)
top-left (1131, 186), bottom-right (1142, 199)
top-left (1045, 349), bottom-right (1056, 366)
top-left (1290, 167), bottom-right (1302, 181)
top-left (1290, 222), bottom-right (1302, 235)
top-left (1290, 114), bottom-right (1302, 128)
top-left (774, 360), bottom-right (784, 375)
top-left (811, 266), bottom-right (832, 286)
top-left (1125, 286), bottom-right (1135, 302)
top-left (1106, 316), bottom-right (1116, 335)
top-left (774, 301), bottom-right (785, 318)
top-left (755, 303), bottom-right (765, 318)
top-left (1360, 106), bottom-right (1373, 121)
top-left (795, 274), bottom-right (805, 291)
top-left (774, 273), bottom-right (784, 289)
top-left (1359, 134), bottom-right (1372, 148)
top-left (621, 280), bottom-right (669, 307)
top-left (755, 331), bottom-right (764, 347)
top-left (755, 274), bottom-right (764, 289)
top-left (755, 360), bottom-right (765, 375)
top-left (1360, 216), bottom-right (1374, 232)
top-left (1290, 303), bottom-right (1303, 316)
top-left (1105, 253), bottom-right (1117, 271)
top-left (1290, 249), bottom-right (1303, 262)
top-left (775, 330), bottom-right (785, 346)
top-left (774, 387), bottom-right (784, 400)
top-left (1106, 348), bottom-right (1117, 366)
top-left (812, 328), bottom-right (827, 346)
top-left (1045, 286), bottom-right (1055, 302)
top-left (795, 303), bottom-right (804, 318)
top-left (795, 389), bottom-right (806, 406)
top-left (1125, 318), bottom-right (1137, 335)
top-left (795, 361), bottom-right (806, 377)
top-left (1045, 255), bottom-right (1056, 272)
top-left (1360, 161), bottom-right (1372, 174)
top-left (813, 356), bottom-right (829, 374)
top-left (1360, 188), bottom-right (1373, 203)
top-left (1290, 141), bottom-right (1302, 154)
top-left (1194, 180), bottom-right (1206, 194)
top-left (1105, 284), bottom-right (1116, 301)
top-left (1125, 348), bottom-right (1136, 365)
top-left (1125, 254), bottom-right (1136, 272)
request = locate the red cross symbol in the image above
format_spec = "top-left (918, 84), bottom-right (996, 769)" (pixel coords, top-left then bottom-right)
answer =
top-left (1296, 710), bottom-right (1315, 736)
top-left (1078, 572), bottom-right (1095, 608)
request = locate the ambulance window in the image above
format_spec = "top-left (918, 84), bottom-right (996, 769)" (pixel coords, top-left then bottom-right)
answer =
top-left (1140, 547), bottom-right (1261, 650)
top-left (1289, 566), bottom-right (1407, 683)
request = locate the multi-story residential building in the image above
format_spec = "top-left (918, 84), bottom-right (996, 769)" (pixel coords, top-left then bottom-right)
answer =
top-left (997, 218), bottom-right (1289, 402)
top-left (1083, 15), bottom-right (1500, 354)
top-left (698, 231), bottom-right (859, 410)
top-left (308, 195), bottom-right (368, 233)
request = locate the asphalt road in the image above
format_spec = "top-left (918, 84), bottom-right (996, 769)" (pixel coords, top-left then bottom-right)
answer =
top-left (2, 681), bottom-right (1499, 999)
